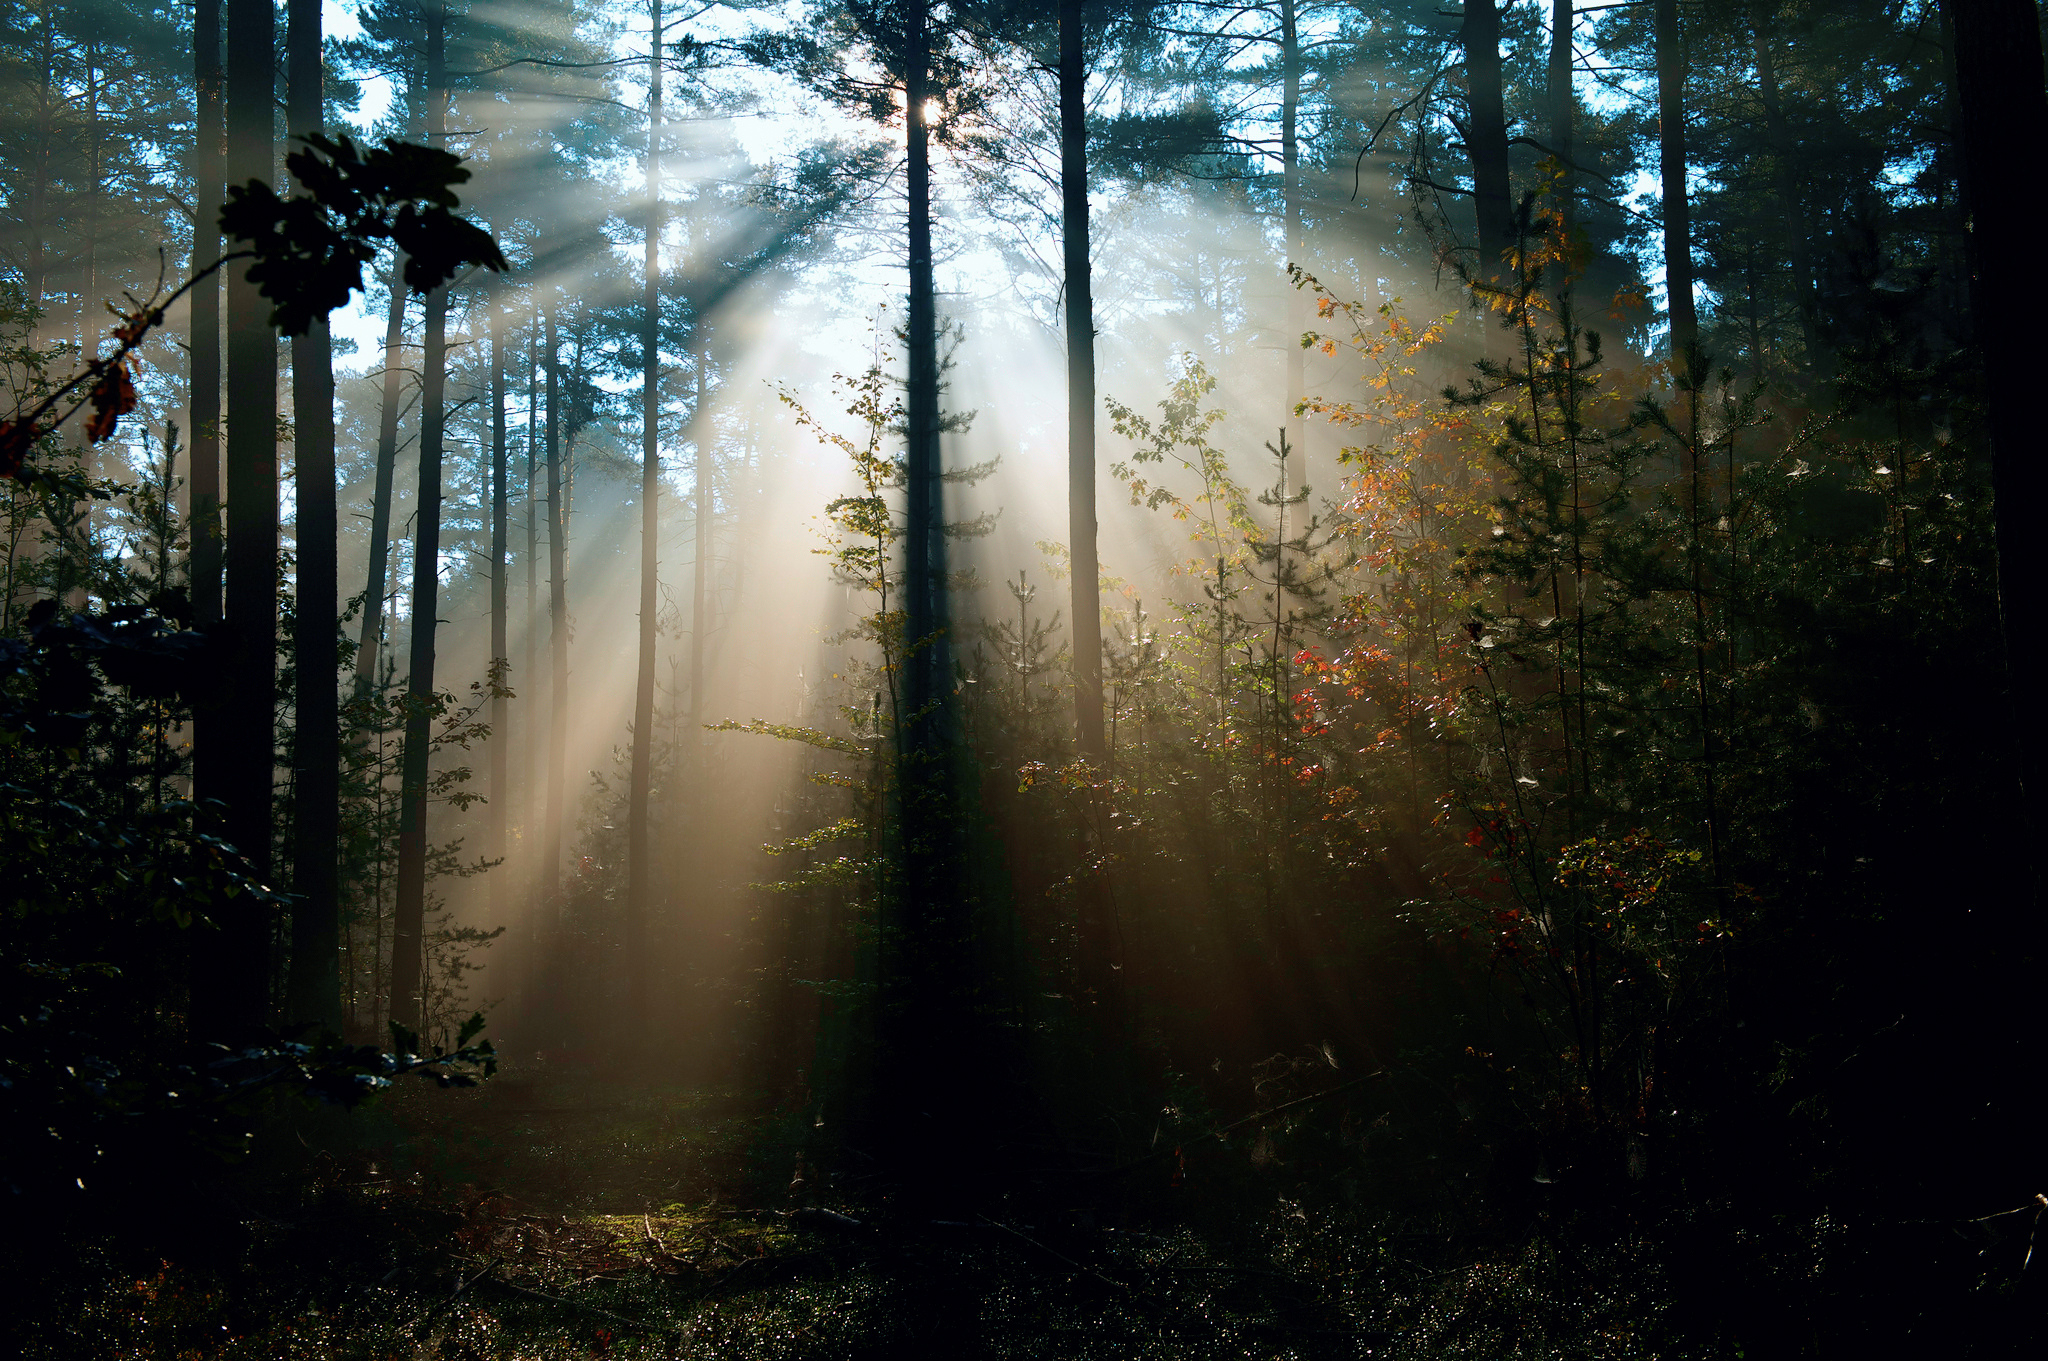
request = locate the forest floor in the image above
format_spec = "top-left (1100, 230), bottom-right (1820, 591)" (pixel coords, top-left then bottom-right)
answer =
top-left (31, 1064), bottom-right (1678, 1360)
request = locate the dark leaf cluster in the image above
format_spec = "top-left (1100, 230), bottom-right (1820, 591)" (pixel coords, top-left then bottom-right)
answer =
top-left (220, 134), bottom-right (508, 337)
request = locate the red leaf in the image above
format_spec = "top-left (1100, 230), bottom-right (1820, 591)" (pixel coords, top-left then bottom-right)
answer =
top-left (85, 358), bottom-right (137, 444)
top-left (0, 420), bottom-right (30, 480)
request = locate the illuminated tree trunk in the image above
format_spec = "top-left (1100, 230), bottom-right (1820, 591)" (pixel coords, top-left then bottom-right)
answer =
top-left (543, 304), bottom-right (569, 917)
top-left (1060, 0), bottom-right (1103, 762)
top-left (628, 0), bottom-right (664, 1041)
top-left (285, 0), bottom-right (341, 1032)
top-left (688, 319), bottom-right (707, 739)
top-left (390, 4), bottom-right (449, 1034)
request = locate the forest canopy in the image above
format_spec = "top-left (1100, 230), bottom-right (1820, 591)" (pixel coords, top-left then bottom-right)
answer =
top-left (1, 0), bottom-right (2041, 1356)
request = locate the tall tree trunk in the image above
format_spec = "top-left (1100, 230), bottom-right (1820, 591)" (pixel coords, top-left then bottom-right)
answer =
top-left (488, 273), bottom-right (509, 927)
top-left (354, 263), bottom-right (407, 693)
top-left (1655, 0), bottom-right (1697, 372)
top-left (884, 0), bottom-right (980, 1208)
top-left (688, 317), bottom-right (707, 739)
top-left (627, 0), bottom-right (664, 1041)
top-left (1549, 0), bottom-right (1573, 225)
top-left (1060, 0), bottom-right (1103, 762)
top-left (1279, 0), bottom-right (1304, 447)
top-left (522, 317), bottom-right (541, 1008)
top-left (285, 0), bottom-right (340, 1032)
top-left (1943, 0), bottom-right (2048, 810)
top-left (390, 8), bottom-right (449, 1035)
top-left (190, 0), bottom-right (223, 686)
top-left (1461, 0), bottom-right (1513, 357)
top-left (543, 305), bottom-right (569, 915)
top-left (903, 2), bottom-right (945, 729)
top-left (1749, 2), bottom-right (1815, 366)
top-left (193, 0), bottom-right (280, 1041)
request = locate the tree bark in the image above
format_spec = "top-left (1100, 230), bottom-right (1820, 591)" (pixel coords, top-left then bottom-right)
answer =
top-left (1461, 0), bottom-right (1513, 357)
top-left (1280, 0), bottom-right (1304, 446)
top-left (628, 0), bottom-right (664, 1042)
top-left (1549, 0), bottom-right (1573, 225)
top-left (688, 315), bottom-right (707, 739)
top-left (355, 267), bottom-right (408, 693)
top-left (1942, 0), bottom-right (2048, 804)
top-left (543, 304), bottom-right (569, 914)
top-left (285, 0), bottom-right (340, 1033)
top-left (522, 316), bottom-right (541, 1007)
top-left (903, 2), bottom-right (946, 729)
top-left (390, 6), bottom-right (449, 1034)
top-left (488, 271), bottom-right (509, 928)
top-left (189, 0), bottom-right (223, 632)
top-left (1060, 0), bottom-right (1103, 762)
top-left (1749, 2), bottom-right (1815, 365)
top-left (193, 0), bottom-right (279, 1041)
top-left (1655, 0), bottom-right (1697, 371)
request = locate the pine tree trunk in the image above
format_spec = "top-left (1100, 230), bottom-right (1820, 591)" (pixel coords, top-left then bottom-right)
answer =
top-left (903, 5), bottom-right (946, 725)
top-left (688, 317), bottom-right (707, 739)
top-left (1280, 0), bottom-right (1304, 446)
top-left (1655, 0), bottom-right (1697, 371)
top-left (353, 263), bottom-right (407, 694)
top-left (389, 7), bottom-right (449, 1034)
top-left (1749, 3), bottom-right (1814, 366)
top-left (543, 305), bottom-right (570, 915)
top-left (189, 0), bottom-right (223, 632)
top-left (627, 0), bottom-right (664, 1041)
top-left (194, 0), bottom-right (279, 1041)
top-left (1942, 0), bottom-right (2048, 803)
top-left (488, 271), bottom-right (509, 928)
top-left (1060, 0), bottom-right (1103, 763)
top-left (1461, 0), bottom-right (1513, 357)
top-left (285, 0), bottom-right (340, 1032)
top-left (1549, 0), bottom-right (1573, 224)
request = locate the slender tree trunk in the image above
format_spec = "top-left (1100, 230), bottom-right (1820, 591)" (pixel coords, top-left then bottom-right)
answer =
top-left (390, 8), bottom-right (449, 1035)
top-left (286, 0), bottom-right (340, 1032)
top-left (1060, 0), bottom-right (1103, 762)
top-left (1943, 0), bottom-right (2048, 807)
top-left (1549, 0), bottom-right (1573, 225)
top-left (189, 0), bottom-right (223, 747)
top-left (488, 273), bottom-right (509, 926)
top-left (688, 317), bottom-right (707, 738)
top-left (522, 317), bottom-right (540, 1008)
top-left (544, 305), bottom-right (569, 913)
top-left (352, 91), bottom-right (420, 693)
top-left (903, 3), bottom-right (946, 727)
top-left (1461, 0), bottom-right (1513, 358)
top-left (1749, 3), bottom-right (1815, 365)
top-left (192, 0), bottom-right (280, 1041)
top-left (1655, 0), bottom-right (1697, 372)
top-left (1280, 0), bottom-right (1304, 446)
top-left (355, 265), bottom-right (407, 693)
top-left (628, 0), bottom-right (664, 1041)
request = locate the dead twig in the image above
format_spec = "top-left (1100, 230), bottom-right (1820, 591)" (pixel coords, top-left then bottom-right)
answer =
top-left (978, 1216), bottom-right (1127, 1292)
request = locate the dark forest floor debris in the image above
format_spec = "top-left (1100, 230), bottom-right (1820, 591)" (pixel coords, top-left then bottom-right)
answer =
top-left (23, 1072), bottom-right (1691, 1359)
